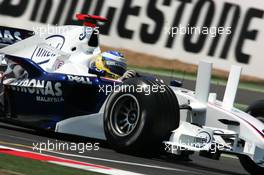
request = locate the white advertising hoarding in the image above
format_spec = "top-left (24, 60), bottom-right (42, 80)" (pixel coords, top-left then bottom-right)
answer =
top-left (0, 0), bottom-right (264, 79)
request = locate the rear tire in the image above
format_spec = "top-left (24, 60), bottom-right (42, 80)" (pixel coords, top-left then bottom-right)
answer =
top-left (104, 77), bottom-right (180, 154)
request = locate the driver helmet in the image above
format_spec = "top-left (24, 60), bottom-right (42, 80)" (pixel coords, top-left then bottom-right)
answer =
top-left (95, 51), bottom-right (127, 79)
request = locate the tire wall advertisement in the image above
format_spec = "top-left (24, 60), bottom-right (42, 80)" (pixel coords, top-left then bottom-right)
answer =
top-left (0, 0), bottom-right (264, 79)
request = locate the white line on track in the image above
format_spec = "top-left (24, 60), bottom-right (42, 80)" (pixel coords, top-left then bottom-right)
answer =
top-left (0, 145), bottom-right (143, 175)
top-left (47, 150), bottom-right (239, 175)
top-left (0, 126), bottom-right (240, 175)
top-left (0, 132), bottom-right (199, 174)
top-left (47, 149), bottom-right (193, 173)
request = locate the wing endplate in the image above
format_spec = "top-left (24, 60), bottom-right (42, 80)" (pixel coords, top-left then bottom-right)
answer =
top-left (222, 65), bottom-right (242, 110)
top-left (195, 61), bottom-right (213, 103)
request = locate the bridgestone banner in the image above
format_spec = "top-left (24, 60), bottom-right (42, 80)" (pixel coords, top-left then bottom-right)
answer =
top-left (0, 0), bottom-right (264, 79)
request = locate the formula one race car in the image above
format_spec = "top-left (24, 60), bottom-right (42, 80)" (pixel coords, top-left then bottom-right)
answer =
top-left (0, 14), bottom-right (263, 175)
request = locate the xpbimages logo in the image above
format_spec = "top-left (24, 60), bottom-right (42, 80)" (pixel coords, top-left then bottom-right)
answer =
top-left (98, 83), bottom-right (166, 95)
top-left (32, 140), bottom-right (100, 154)
top-left (164, 141), bottom-right (232, 154)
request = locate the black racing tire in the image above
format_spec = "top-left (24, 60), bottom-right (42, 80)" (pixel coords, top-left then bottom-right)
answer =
top-left (242, 100), bottom-right (264, 174)
top-left (104, 77), bottom-right (180, 154)
top-left (239, 155), bottom-right (264, 175)
top-left (246, 100), bottom-right (264, 123)
top-left (0, 74), bottom-right (5, 115)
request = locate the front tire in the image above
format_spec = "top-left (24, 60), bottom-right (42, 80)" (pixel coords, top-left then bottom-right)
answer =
top-left (239, 155), bottom-right (264, 175)
top-left (240, 100), bottom-right (264, 174)
top-left (246, 100), bottom-right (264, 123)
top-left (104, 77), bottom-right (180, 154)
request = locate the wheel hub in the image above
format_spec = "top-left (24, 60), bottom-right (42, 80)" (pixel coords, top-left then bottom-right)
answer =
top-left (110, 94), bottom-right (140, 137)
top-left (128, 110), bottom-right (137, 124)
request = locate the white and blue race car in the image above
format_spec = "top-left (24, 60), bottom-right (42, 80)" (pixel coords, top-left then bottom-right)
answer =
top-left (0, 14), bottom-right (263, 175)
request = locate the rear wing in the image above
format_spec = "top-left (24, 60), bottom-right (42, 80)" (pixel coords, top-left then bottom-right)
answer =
top-left (0, 26), bottom-right (34, 48)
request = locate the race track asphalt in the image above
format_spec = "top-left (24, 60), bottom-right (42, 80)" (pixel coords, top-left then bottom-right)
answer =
top-left (0, 74), bottom-right (262, 175)
top-left (0, 124), bottom-right (249, 175)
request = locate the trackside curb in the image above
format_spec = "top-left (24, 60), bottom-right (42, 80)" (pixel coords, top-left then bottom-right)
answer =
top-left (0, 145), bottom-right (143, 175)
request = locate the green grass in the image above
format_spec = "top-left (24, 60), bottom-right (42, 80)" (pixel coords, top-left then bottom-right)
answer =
top-left (130, 66), bottom-right (264, 93)
top-left (234, 103), bottom-right (248, 111)
top-left (0, 154), bottom-right (102, 175)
